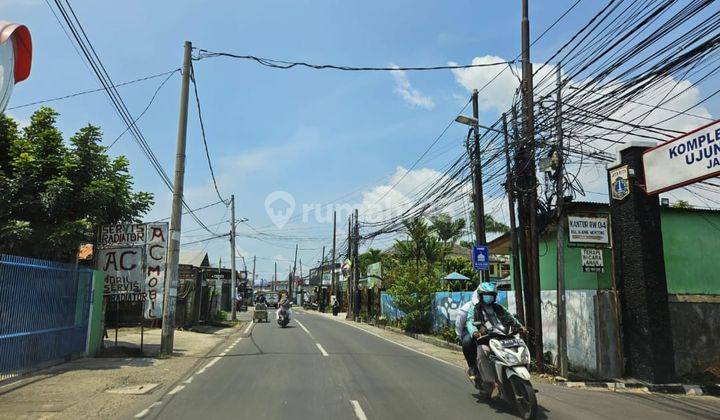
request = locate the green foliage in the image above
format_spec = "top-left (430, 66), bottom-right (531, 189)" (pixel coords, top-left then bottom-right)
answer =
top-left (671, 199), bottom-right (692, 209)
top-left (484, 213), bottom-right (510, 233)
top-left (430, 213), bottom-right (466, 245)
top-left (394, 218), bottom-right (447, 269)
top-left (438, 325), bottom-right (458, 343)
top-left (0, 108), bottom-right (153, 261)
top-left (387, 263), bottom-right (441, 333)
top-left (442, 255), bottom-right (476, 282)
top-left (359, 247), bottom-right (382, 276)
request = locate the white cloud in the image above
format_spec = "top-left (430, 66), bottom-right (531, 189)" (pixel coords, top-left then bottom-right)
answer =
top-left (390, 66), bottom-right (434, 110)
top-left (450, 56), bottom-right (519, 112)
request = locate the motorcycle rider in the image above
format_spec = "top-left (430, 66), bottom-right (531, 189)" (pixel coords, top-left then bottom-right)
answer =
top-left (466, 282), bottom-right (526, 397)
top-left (455, 287), bottom-right (480, 380)
top-left (276, 291), bottom-right (293, 320)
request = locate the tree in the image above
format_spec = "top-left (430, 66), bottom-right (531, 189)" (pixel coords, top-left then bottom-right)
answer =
top-left (359, 248), bottom-right (382, 276)
top-left (671, 199), bottom-right (692, 209)
top-left (484, 214), bottom-right (510, 233)
top-left (387, 263), bottom-right (441, 333)
top-left (0, 108), bottom-right (153, 261)
top-left (430, 213), bottom-right (466, 246)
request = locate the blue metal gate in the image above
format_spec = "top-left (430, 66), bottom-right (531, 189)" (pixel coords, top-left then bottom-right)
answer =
top-left (0, 254), bottom-right (93, 381)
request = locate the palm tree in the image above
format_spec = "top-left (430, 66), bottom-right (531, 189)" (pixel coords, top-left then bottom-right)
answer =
top-left (430, 213), bottom-right (466, 246)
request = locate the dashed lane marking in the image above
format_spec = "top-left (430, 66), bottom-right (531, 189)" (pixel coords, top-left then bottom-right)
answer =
top-left (350, 400), bottom-right (368, 420)
top-left (184, 376), bottom-right (194, 384)
top-left (316, 343), bottom-right (329, 357)
top-left (196, 356), bottom-right (222, 374)
top-left (134, 408), bottom-right (149, 418)
top-left (168, 385), bottom-right (185, 395)
top-left (244, 322), bottom-right (253, 334)
top-left (295, 319), bottom-right (314, 339)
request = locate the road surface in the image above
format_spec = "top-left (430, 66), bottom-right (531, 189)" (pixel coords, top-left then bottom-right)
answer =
top-left (142, 311), bottom-right (720, 420)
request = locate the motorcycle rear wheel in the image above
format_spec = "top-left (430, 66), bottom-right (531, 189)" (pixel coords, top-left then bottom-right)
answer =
top-left (509, 376), bottom-right (537, 420)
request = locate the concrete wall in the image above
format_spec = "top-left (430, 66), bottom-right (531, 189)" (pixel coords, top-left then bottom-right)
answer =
top-left (668, 299), bottom-right (720, 377)
top-left (86, 270), bottom-right (105, 357)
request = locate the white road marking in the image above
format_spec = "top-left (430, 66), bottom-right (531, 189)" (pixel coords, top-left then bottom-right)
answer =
top-left (295, 319), bottom-right (314, 338)
top-left (350, 400), bottom-right (368, 420)
top-left (309, 312), bottom-right (462, 370)
top-left (184, 376), bottom-right (194, 384)
top-left (150, 402), bottom-right (162, 408)
top-left (196, 356), bottom-right (222, 374)
top-left (244, 322), bottom-right (253, 334)
top-left (134, 408), bottom-right (149, 418)
top-left (220, 351), bottom-right (227, 356)
top-left (316, 343), bottom-right (329, 357)
top-left (168, 385), bottom-right (185, 395)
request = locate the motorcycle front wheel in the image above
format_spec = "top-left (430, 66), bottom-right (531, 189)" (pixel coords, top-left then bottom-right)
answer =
top-left (509, 375), bottom-right (537, 420)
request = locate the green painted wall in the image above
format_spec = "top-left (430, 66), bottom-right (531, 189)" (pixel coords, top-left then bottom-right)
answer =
top-left (537, 233), bottom-right (613, 291)
top-left (661, 209), bottom-right (720, 295)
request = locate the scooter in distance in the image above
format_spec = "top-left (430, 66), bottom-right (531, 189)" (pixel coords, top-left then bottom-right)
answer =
top-left (472, 322), bottom-right (538, 420)
top-left (277, 307), bottom-right (290, 328)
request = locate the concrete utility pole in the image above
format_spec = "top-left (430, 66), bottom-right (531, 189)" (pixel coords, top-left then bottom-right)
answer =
top-left (519, 0), bottom-right (544, 370)
top-left (502, 113), bottom-right (525, 325)
top-left (161, 41), bottom-right (192, 356)
top-left (353, 208), bottom-right (360, 319)
top-left (346, 214), bottom-right (353, 319)
top-left (274, 262), bottom-right (277, 292)
top-left (331, 211), bottom-right (337, 300)
top-left (291, 244), bottom-right (298, 301)
top-left (230, 195), bottom-right (237, 321)
top-left (471, 89), bottom-right (489, 283)
top-left (252, 256), bottom-right (256, 290)
top-left (555, 64), bottom-right (568, 378)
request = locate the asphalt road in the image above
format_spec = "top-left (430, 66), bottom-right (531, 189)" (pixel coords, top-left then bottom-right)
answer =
top-left (145, 311), bottom-right (720, 420)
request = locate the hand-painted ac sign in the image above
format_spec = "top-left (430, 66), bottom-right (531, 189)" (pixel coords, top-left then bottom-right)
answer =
top-left (609, 165), bottom-right (630, 201)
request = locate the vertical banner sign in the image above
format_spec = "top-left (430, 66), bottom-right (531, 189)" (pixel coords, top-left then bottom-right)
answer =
top-left (581, 248), bottom-right (604, 273)
top-left (643, 119), bottom-right (720, 194)
top-left (472, 245), bottom-right (490, 271)
top-left (98, 222), bottom-right (168, 319)
top-left (145, 223), bottom-right (168, 319)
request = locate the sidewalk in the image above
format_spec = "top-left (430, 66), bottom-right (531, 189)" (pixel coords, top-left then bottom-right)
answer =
top-left (0, 315), bottom-right (249, 420)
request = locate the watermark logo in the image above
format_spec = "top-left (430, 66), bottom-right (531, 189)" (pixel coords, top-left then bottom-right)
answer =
top-left (265, 190), bottom-right (296, 228)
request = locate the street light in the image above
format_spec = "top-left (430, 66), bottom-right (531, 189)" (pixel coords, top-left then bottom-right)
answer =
top-left (455, 114), bottom-right (479, 127)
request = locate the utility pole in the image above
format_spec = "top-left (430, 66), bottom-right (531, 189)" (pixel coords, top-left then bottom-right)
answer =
top-left (252, 256), bottom-right (256, 290)
top-left (319, 246), bottom-right (325, 310)
top-left (502, 113), bottom-right (525, 325)
top-left (346, 214), bottom-right (353, 320)
top-left (470, 89), bottom-right (489, 283)
top-left (291, 244), bottom-right (298, 302)
top-left (331, 211), bottom-right (337, 300)
top-left (353, 209), bottom-right (360, 320)
top-left (519, 0), bottom-right (544, 370)
top-left (555, 64), bottom-right (568, 378)
top-left (274, 262), bottom-right (277, 292)
top-left (161, 41), bottom-right (192, 356)
top-left (230, 195), bottom-right (237, 321)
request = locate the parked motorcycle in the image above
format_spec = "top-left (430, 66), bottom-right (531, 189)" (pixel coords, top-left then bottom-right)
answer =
top-left (472, 322), bottom-right (537, 420)
top-left (277, 307), bottom-right (290, 328)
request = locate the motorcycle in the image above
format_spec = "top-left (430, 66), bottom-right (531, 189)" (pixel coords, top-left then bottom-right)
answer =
top-left (277, 306), bottom-right (290, 328)
top-left (472, 321), bottom-right (538, 420)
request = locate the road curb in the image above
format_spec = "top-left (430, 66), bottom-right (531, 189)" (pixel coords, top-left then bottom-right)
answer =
top-left (557, 381), bottom-right (720, 396)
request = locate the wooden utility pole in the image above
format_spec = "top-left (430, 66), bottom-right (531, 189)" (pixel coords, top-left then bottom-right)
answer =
top-left (519, 0), bottom-right (544, 370)
top-left (471, 89), bottom-right (489, 283)
top-left (502, 113), bottom-right (525, 325)
top-left (331, 211), bottom-right (337, 300)
top-left (161, 41), bottom-right (192, 356)
top-left (555, 64), bottom-right (568, 377)
top-left (230, 195), bottom-right (237, 321)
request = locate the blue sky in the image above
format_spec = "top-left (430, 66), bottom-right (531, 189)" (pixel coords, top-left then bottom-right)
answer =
top-left (4, 1), bottom-right (716, 283)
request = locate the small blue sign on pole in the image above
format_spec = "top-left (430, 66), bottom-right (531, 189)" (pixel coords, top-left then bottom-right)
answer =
top-left (472, 245), bottom-right (489, 271)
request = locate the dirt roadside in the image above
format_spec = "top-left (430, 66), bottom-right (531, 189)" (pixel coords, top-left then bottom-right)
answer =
top-left (0, 321), bottom-right (247, 420)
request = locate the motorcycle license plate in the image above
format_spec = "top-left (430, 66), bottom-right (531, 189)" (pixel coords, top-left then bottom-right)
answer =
top-left (500, 338), bottom-right (523, 348)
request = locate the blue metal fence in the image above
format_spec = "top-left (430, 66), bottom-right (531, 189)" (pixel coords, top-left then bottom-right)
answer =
top-left (0, 254), bottom-right (93, 381)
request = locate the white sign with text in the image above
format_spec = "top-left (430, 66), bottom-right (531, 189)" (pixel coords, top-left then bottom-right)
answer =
top-left (568, 215), bottom-right (609, 245)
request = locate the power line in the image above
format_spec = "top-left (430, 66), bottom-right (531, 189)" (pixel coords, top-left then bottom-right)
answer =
top-left (7, 69), bottom-right (180, 110)
top-left (190, 60), bottom-right (225, 203)
top-left (194, 50), bottom-right (514, 71)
